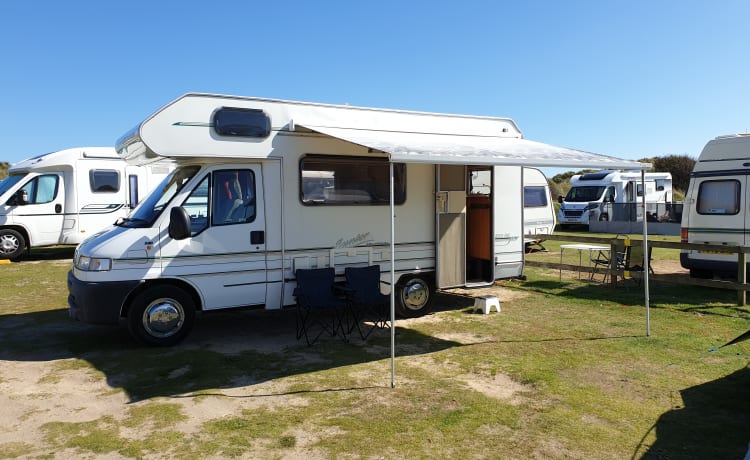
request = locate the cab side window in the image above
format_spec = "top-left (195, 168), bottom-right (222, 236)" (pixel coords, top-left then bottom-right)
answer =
top-left (212, 169), bottom-right (256, 225)
top-left (182, 175), bottom-right (210, 235)
top-left (20, 174), bottom-right (59, 204)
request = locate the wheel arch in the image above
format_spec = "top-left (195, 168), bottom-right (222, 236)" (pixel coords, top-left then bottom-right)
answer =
top-left (121, 278), bottom-right (203, 319)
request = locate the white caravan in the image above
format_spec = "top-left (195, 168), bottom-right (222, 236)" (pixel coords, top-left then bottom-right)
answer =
top-left (67, 93), bottom-right (646, 346)
top-left (680, 134), bottom-right (750, 278)
top-left (557, 170), bottom-right (672, 226)
top-left (523, 167), bottom-right (555, 249)
top-left (0, 147), bottom-right (170, 259)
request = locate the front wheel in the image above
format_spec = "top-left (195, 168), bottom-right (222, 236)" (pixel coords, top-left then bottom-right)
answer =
top-left (599, 213), bottom-right (609, 222)
top-left (0, 229), bottom-right (26, 260)
top-left (127, 285), bottom-right (196, 346)
top-left (395, 275), bottom-right (434, 318)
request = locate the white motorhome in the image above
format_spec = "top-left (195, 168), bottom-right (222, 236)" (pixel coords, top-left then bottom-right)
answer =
top-left (67, 93), bottom-right (646, 346)
top-left (680, 134), bottom-right (750, 278)
top-left (0, 147), bottom-right (170, 260)
top-left (523, 167), bottom-right (555, 249)
top-left (557, 170), bottom-right (672, 227)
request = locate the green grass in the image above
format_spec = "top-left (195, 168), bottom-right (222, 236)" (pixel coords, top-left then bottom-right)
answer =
top-left (1, 246), bottom-right (749, 459)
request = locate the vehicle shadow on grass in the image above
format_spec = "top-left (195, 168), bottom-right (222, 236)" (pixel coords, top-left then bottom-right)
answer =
top-left (634, 365), bottom-right (750, 459)
top-left (0, 295), bottom-right (467, 403)
top-left (519, 279), bottom-right (749, 318)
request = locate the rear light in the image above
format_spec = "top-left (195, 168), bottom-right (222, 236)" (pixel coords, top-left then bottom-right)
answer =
top-left (681, 227), bottom-right (688, 243)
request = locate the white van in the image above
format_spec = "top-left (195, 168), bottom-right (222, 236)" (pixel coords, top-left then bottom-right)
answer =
top-left (0, 147), bottom-right (170, 259)
top-left (557, 170), bottom-right (672, 226)
top-left (67, 93), bottom-right (646, 346)
top-left (680, 134), bottom-right (750, 278)
top-left (523, 167), bottom-right (555, 249)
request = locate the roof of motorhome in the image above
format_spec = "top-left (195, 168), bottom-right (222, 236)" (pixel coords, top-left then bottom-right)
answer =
top-left (119, 93), bottom-right (650, 170)
top-left (9, 147), bottom-right (118, 172)
top-left (698, 134), bottom-right (750, 162)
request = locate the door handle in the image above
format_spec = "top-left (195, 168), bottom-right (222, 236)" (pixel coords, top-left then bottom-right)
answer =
top-left (251, 230), bottom-right (265, 245)
top-left (55, 204), bottom-right (62, 214)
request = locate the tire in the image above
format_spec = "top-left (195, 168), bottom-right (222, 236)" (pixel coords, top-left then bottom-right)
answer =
top-left (127, 285), bottom-right (196, 346)
top-left (395, 275), bottom-right (434, 318)
top-left (689, 269), bottom-right (712, 279)
top-left (0, 229), bottom-right (26, 260)
top-left (599, 214), bottom-right (609, 222)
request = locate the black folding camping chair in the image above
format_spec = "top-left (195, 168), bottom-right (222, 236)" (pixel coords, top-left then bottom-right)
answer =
top-left (294, 267), bottom-right (350, 345)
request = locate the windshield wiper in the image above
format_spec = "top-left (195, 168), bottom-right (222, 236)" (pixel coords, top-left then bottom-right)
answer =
top-left (115, 217), bottom-right (151, 227)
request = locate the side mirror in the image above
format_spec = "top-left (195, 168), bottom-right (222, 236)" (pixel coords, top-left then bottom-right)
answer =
top-left (7, 189), bottom-right (29, 206)
top-left (557, 196), bottom-right (563, 204)
top-left (168, 206), bottom-right (191, 240)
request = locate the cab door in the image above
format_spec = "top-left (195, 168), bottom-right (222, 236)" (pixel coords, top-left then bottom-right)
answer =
top-left (160, 165), bottom-right (267, 310)
top-left (14, 173), bottom-right (65, 246)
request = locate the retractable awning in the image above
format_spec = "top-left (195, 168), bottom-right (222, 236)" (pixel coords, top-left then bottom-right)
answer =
top-left (294, 122), bottom-right (650, 170)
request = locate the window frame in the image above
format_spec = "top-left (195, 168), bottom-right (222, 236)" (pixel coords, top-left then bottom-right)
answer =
top-left (89, 169), bottom-right (121, 193)
top-left (696, 179), bottom-right (741, 216)
top-left (213, 107), bottom-right (271, 138)
top-left (299, 154), bottom-right (406, 206)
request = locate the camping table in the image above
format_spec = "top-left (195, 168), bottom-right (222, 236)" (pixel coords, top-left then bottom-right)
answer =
top-left (559, 244), bottom-right (611, 281)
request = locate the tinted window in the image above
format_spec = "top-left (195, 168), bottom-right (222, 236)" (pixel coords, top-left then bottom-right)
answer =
top-left (697, 180), bottom-right (740, 215)
top-left (524, 186), bottom-right (548, 207)
top-left (214, 107), bottom-right (271, 138)
top-left (300, 155), bottom-right (406, 206)
top-left (90, 170), bottom-right (120, 192)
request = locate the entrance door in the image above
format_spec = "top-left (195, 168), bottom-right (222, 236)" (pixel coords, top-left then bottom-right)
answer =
top-left (436, 165), bottom-right (466, 288)
top-left (466, 166), bottom-right (495, 285)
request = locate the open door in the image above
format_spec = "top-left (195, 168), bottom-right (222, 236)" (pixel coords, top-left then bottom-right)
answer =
top-left (466, 166), bottom-right (495, 285)
top-left (436, 165), bottom-right (495, 288)
top-left (436, 165), bottom-right (466, 288)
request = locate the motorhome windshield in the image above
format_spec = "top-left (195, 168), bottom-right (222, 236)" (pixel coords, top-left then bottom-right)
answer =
top-left (0, 174), bottom-right (26, 196)
top-left (117, 165), bottom-right (200, 228)
top-left (564, 186), bottom-right (606, 202)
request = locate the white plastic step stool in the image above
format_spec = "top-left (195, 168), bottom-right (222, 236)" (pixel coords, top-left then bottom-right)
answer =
top-left (473, 295), bottom-right (501, 314)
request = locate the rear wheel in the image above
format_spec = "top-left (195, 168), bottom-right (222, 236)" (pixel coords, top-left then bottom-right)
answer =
top-left (395, 275), bottom-right (434, 318)
top-left (127, 285), bottom-right (196, 346)
top-left (0, 229), bottom-right (26, 260)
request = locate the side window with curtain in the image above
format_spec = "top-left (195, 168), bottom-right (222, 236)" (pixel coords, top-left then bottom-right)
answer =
top-left (212, 169), bottom-right (256, 225)
top-left (697, 179), bottom-right (740, 215)
top-left (20, 174), bottom-right (59, 204)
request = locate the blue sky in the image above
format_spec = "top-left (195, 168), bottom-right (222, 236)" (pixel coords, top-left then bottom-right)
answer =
top-left (1, 0), bottom-right (749, 170)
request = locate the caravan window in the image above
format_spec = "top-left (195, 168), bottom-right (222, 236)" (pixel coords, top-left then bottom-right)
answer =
top-left (90, 170), bottom-right (120, 193)
top-left (524, 186), bottom-right (548, 207)
top-left (697, 180), bottom-right (740, 215)
top-left (300, 155), bottom-right (406, 206)
top-left (213, 107), bottom-right (271, 138)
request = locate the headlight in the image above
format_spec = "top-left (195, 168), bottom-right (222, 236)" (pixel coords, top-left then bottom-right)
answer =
top-left (585, 202), bottom-right (600, 211)
top-left (75, 255), bottom-right (112, 271)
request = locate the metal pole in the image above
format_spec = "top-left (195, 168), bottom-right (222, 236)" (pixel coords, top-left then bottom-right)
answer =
top-left (390, 161), bottom-right (396, 388)
top-left (641, 169), bottom-right (650, 336)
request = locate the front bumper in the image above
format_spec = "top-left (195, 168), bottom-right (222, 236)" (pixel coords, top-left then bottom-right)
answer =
top-left (67, 270), bottom-right (142, 324)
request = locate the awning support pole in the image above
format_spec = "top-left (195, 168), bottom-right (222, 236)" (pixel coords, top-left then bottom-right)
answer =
top-left (390, 161), bottom-right (396, 388)
top-left (641, 169), bottom-right (651, 336)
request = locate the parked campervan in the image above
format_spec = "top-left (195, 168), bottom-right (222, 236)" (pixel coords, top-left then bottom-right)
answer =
top-left (557, 170), bottom-right (672, 227)
top-left (523, 167), bottom-right (555, 249)
top-left (67, 93), bottom-right (647, 346)
top-left (680, 134), bottom-right (750, 278)
top-left (0, 147), bottom-right (170, 259)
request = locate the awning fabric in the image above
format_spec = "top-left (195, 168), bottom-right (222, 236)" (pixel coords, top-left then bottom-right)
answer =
top-left (296, 123), bottom-right (649, 170)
